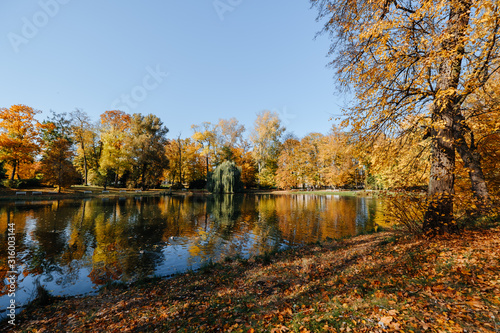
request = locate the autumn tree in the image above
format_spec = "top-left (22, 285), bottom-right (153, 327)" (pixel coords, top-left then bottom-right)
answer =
top-left (455, 75), bottom-right (500, 201)
top-left (165, 136), bottom-right (184, 187)
top-left (312, 0), bottom-right (500, 233)
top-left (214, 118), bottom-right (257, 187)
top-left (192, 122), bottom-right (217, 179)
top-left (192, 118), bottom-right (250, 180)
top-left (250, 111), bottom-right (285, 187)
top-left (317, 130), bottom-right (356, 188)
top-left (40, 112), bottom-right (80, 192)
top-left (99, 110), bottom-right (132, 187)
top-left (276, 135), bottom-right (302, 189)
top-left (70, 109), bottom-right (95, 185)
top-left (276, 130), bottom-right (363, 190)
top-left (233, 147), bottom-right (257, 188)
top-left (164, 137), bottom-right (205, 188)
top-left (214, 118), bottom-right (246, 159)
top-left (367, 127), bottom-right (431, 190)
top-left (0, 105), bottom-right (41, 181)
top-left (299, 133), bottom-right (326, 188)
top-left (125, 113), bottom-right (169, 189)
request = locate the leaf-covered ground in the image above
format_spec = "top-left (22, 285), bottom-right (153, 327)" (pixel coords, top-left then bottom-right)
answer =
top-left (7, 227), bottom-right (500, 332)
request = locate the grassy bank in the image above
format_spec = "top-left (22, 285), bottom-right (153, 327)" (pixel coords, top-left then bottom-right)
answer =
top-left (6, 226), bottom-right (500, 332)
top-left (0, 187), bottom-right (366, 202)
top-left (0, 186), bottom-right (210, 202)
top-left (0, 185), bottom-right (372, 201)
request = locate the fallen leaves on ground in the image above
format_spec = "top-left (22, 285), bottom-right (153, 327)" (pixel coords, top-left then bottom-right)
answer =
top-left (5, 226), bottom-right (500, 332)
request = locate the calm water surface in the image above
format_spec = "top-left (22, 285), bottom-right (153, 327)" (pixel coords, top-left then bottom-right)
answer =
top-left (0, 194), bottom-right (383, 314)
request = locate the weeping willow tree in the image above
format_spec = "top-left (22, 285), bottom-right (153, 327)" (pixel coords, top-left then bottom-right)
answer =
top-left (207, 161), bottom-right (244, 194)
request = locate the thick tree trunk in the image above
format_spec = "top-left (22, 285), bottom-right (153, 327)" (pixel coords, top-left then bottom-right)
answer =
top-left (423, 0), bottom-right (472, 235)
top-left (456, 137), bottom-right (490, 202)
top-left (453, 117), bottom-right (491, 210)
top-left (424, 110), bottom-right (456, 234)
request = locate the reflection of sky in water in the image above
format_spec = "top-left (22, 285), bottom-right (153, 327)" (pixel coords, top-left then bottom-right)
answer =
top-left (0, 195), bottom-right (383, 318)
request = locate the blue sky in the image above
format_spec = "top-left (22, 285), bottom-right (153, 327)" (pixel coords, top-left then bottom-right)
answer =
top-left (0, 0), bottom-right (348, 139)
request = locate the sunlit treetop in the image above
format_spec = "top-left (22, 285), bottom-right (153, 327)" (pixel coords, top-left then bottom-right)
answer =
top-left (313, 0), bottom-right (500, 137)
top-left (100, 110), bottom-right (132, 131)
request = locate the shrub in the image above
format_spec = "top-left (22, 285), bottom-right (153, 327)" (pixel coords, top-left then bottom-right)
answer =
top-left (384, 191), bottom-right (426, 235)
top-left (189, 178), bottom-right (207, 189)
top-left (3, 178), bottom-right (42, 189)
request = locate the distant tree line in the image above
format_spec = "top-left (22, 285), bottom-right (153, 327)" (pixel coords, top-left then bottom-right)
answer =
top-left (0, 105), bottom-right (498, 199)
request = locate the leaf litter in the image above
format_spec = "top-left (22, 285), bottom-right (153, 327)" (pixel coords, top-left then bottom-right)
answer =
top-left (6, 226), bottom-right (500, 332)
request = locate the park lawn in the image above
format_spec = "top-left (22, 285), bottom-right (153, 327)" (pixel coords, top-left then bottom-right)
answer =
top-left (8, 225), bottom-right (500, 333)
top-left (0, 186), bottom-right (174, 201)
top-left (0, 186), bottom-right (366, 201)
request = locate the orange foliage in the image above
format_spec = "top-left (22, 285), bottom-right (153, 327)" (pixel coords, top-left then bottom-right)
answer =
top-left (100, 110), bottom-right (131, 131)
top-left (232, 147), bottom-right (257, 188)
top-left (0, 105), bottom-right (41, 179)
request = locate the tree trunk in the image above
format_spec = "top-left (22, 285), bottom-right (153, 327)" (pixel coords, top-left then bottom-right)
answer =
top-left (206, 155), bottom-right (209, 180)
top-left (80, 140), bottom-right (88, 186)
top-left (178, 137), bottom-right (183, 186)
top-left (453, 117), bottom-right (491, 211)
top-left (424, 108), bottom-right (456, 234)
top-left (10, 160), bottom-right (17, 181)
top-left (58, 164), bottom-right (62, 194)
top-left (140, 163), bottom-right (147, 190)
top-left (423, 0), bottom-right (472, 235)
top-left (83, 155), bottom-right (88, 185)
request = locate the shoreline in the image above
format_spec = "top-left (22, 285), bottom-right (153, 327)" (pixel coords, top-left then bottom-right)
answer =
top-left (5, 225), bottom-right (500, 332)
top-left (0, 187), bottom-right (369, 202)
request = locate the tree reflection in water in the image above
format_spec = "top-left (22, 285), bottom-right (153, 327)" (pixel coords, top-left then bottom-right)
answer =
top-left (0, 194), bottom-right (383, 310)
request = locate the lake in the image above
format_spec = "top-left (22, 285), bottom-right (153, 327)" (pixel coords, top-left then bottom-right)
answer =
top-left (0, 194), bottom-right (383, 314)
